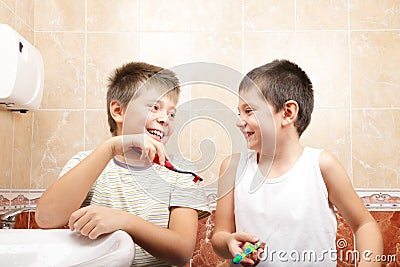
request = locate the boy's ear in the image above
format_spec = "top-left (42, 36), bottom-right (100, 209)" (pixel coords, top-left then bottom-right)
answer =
top-left (282, 100), bottom-right (299, 126)
top-left (110, 100), bottom-right (124, 124)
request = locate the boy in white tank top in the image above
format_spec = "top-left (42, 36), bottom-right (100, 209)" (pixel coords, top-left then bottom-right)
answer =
top-left (211, 59), bottom-right (382, 266)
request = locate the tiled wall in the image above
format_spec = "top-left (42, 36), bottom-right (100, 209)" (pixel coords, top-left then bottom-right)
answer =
top-left (1, 0), bottom-right (399, 191)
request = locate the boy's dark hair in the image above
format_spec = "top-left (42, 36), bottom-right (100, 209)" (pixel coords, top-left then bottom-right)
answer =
top-left (239, 59), bottom-right (313, 137)
top-left (106, 62), bottom-right (180, 136)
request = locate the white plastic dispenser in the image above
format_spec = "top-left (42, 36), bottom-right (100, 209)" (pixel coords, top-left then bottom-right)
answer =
top-left (0, 24), bottom-right (44, 112)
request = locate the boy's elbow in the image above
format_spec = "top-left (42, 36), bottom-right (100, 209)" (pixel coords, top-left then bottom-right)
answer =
top-left (171, 256), bottom-right (190, 267)
top-left (35, 208), bottom-right (63, 229)
top-left (168, 241), bottom-right (195, 267)
top-left (35, 209), bottom-right (53, 228)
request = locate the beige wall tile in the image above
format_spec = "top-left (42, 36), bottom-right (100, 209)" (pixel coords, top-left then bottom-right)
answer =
top-left (189, 118), bottom-right (232, 186)
top-left (296, 0), bottom-right (348, 30)
top-left (35, 32), bottom-right (85, 109)
top-left (350, 0), bottom-right (400, 30)
top-left (0, 111), bottom-right (14, 188)
top-left (139, 32), bottom-right (242, 70)
top-left (351, 31), bottom-right (400, 108)
top-left (87, 0), bottom-right (138, 32)
top-left (2, 0), bottom-right (16, 12)
top-left (11, 112), bottom-right (32, 189)
top-left (167, 107), bottom-right (245, 187)
top-left (197, 153), bottom-right (230, 188)
top-left (165, 107), bottom-right (193, 160)
top-left (85, 109), bottom-right (110, 151)
top-left (191, 84), bottom-right (238, 110)
top-left (293, 32), bottom-right (349, 109)
top-left (1, 0), bottom-right (398, 192)
top-left (34, 0), bottom-right (84, 31)
top-left (352, 109), bottom-right (400, 188)
top-left (0, 1), bottom-right (15, 26)
top-left (15, 18), bottom-right (33, 43)
top-left (244, 0), bottom-right (295, 31)
top-left (190, 109), bottom-right (246, 187)
top-left (140, 0), bottom-right (241, 32)
top-left (244, 32), bottom-right (296, 73)
top-left (244, 32), bottom-right (349, 109)
top-left (16, 0), bottom-right (34, 29)
top-left (31, 110), bottom-right (84, 188)
top-left (300, 109), bottom-right (351, 177)
top-left (86, 33), bottom-right (138, 109)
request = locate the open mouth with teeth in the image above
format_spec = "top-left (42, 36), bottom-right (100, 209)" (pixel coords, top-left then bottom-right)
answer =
top-left (147, 128), bottom-right (164, 141)
top-left (246, 131), bottom-right (255, 139)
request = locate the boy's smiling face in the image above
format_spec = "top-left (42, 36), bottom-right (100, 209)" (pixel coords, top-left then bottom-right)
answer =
top-left (237, 87), bottom-right (277, 154)
top-left (123, 87), bottom-right (177, 144)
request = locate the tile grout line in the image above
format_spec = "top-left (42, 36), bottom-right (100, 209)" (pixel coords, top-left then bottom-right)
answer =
top-left (347, 0), bottom-right (353, 185)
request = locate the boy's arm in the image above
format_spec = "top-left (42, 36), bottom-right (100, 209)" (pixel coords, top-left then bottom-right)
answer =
top-left (320, 151), bottom-right (383, 267)
top-left (212, 155), bottom-right (236, 258)
top-left (130, 206), bottom-right (199, 266)
top-left (35, 134), bottom-right (166, 228)
top-left (211, 154), bottom-right (259, 265)
top-left (35, 139), bottom-right (115, 228)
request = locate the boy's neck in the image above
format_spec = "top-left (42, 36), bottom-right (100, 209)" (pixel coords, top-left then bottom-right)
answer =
top-left (257, 140), bottom-right (304, 179)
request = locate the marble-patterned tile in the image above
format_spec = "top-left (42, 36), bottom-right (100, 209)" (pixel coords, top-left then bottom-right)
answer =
top-left (11, 112), bottom-right (32, 189)
top-left (140, 0), bottom-right (241, 32)
top-left (296, 0), bottom-right (348, 30)
top-left (2, 0), bottom-right (16, 12)
top-left (350, 31), bottom-right (400, 108)
top-left (244, 32), bottom-right (350, 109)
top-left (84, 109), bottom-right (110, 151)
top-left (0, 111), bottom-right (14, 188)
top-left (350, 0), bottom-right (400, 30)
top-left (86, 33), bottom-right (138, 109)
top-left (370, 211), bottom-right (400, 266)
top-left (352, 109), bottom-right (400, 188)
top-left (244, 0), bottom-right (295, 31)
top-left (170, 105), bottom-right (245, 187)
top-left (16, 0), bottom-right (34, 29)
top-left (87, 0), bottom-right (139, 32)
top-left (15, 18), bottom-right (34, 43)
top-left (31, 110), bottom-right (84, 189)
top-left (188, 212), bottom-right (230, 267)
top-left (335, 211), bottom-right (355, 267)
top-left (34, 0), bottom-right (85, 31)
top-left (191, 84), bottom-right (238, 110)
top-left (35, 32), bottom-right (85, 109)
top-left (139, 32), bottom-right (242, 71)
top-left (300, 109), bottom-right (351, 178)
top-left (292, 32), bottom-right (350, 109)
top-left (0, 1), bottom-right (15, 26)
top-left (244, 32), bottom-right (296, 74)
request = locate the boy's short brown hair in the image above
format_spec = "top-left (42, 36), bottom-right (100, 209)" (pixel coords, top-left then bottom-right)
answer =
top-left (106, 62), bottom-right (180, 136)
top-left (239, 59), bottom-right (314, 137)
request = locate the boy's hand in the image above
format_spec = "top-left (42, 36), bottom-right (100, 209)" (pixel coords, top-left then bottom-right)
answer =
top-left (228, 232), bottom-right (265, 266)
top-left (69, 205), bottom-right (127, 239)
top-left (109, 134), bottom-right (167, 165)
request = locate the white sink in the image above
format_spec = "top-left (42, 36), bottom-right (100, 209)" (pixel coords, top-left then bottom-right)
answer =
top-left (0, 229), bottom-right (135, 267)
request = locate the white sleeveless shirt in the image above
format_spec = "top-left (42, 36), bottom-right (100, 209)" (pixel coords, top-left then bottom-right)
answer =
top-left (234, 147), bottom-right (337, 266)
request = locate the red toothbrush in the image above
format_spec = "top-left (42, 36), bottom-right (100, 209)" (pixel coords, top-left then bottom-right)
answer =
top-left (132, 147), bottom-right (203, 183)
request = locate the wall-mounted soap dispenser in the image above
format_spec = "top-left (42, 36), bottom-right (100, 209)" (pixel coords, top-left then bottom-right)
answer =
top-left (0, 24), bottom-right (44, 113)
